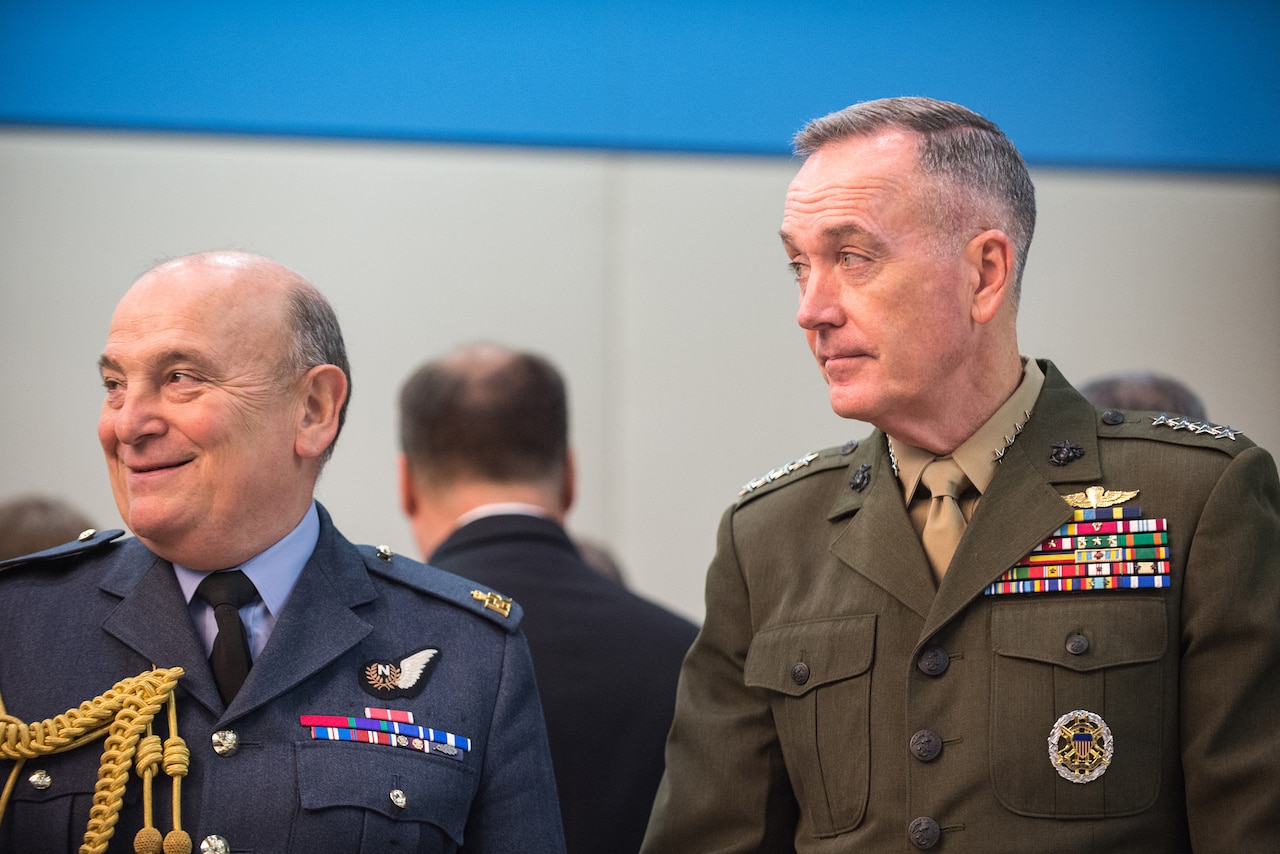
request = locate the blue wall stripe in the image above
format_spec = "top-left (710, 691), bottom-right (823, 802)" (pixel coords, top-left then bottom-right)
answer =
top-left (2, 2), bottom-right (1277, 172)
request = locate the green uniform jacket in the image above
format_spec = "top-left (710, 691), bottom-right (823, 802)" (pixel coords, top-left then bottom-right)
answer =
top-left (642, 361), bottom-right (1280, 853)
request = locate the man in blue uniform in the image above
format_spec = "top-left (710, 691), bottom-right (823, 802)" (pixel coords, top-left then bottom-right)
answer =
top-left (0, 251), bottom-right (565, 853)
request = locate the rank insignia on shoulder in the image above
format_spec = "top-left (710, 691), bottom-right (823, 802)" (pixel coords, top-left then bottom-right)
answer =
top-left (360, 647), bottom-right (439, 700)
top-left (1062, 486), bottom-right (1139, 510)
top-left (470, 589), bottom-right (512, 617)
top-left (1150, 413), bottom-right (1242, 440)
top-left (1048, 710), bottom-right (1113, 783)
top-left (738, 452), bottom-right (820, 496)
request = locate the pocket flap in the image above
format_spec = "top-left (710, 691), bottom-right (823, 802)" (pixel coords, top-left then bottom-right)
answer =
top-left (297, 740), bottom-right (475, 843)
top-left (992, 598), bottom-right (1166, 671)
top-left (745, 614), bottom-right (876, 697)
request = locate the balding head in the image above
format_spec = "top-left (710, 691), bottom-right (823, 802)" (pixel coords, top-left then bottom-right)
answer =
top-left (98, 251), bottom-right (350, 569)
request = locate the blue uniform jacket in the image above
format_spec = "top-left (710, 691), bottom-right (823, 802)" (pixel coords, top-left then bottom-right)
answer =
top-left (0, 504), bottom-right (566, 853)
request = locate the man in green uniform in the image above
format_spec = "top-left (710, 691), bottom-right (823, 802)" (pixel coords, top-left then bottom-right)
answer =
top-left (641, 97), bottom-right (1280, 852)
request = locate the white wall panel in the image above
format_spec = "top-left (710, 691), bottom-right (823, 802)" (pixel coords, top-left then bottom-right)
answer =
top-left (2, 129), bottom-right (1277, 623)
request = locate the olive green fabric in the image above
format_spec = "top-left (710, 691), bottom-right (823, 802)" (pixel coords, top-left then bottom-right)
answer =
top-left (642, 361), bottom-right (1280, 853)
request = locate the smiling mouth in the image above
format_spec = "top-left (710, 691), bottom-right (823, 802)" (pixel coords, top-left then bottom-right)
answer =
top-left (128, 460), bottom-right (191, 475)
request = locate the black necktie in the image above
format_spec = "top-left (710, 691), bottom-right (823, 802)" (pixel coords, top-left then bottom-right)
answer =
top-left (194, 570), bottom-right (259, 705)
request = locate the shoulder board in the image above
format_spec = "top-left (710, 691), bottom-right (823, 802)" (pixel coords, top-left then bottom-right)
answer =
top-left (736, 440), bottom-right (863, 506)
top-left (1097, 409), bottom-right (1255, 457)
top-left (0, 528), bottom-right (127, 572)
top-left (357, 544), bottom-right (523, 632)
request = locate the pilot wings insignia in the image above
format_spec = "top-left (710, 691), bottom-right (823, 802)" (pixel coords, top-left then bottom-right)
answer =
top-left (1062, 486), bottom-right (1140, 510)
top-left (360, 647), bottom-right (440, 699)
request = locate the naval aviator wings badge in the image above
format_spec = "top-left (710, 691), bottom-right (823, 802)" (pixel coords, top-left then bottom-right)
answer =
top-left (1049, 709), bottom-right (1114, 783)
top-left (360, 646), bottom-right (439, 700)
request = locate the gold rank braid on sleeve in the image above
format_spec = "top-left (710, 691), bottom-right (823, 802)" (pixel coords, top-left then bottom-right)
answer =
top-left (0, 666), bottom-right (189, 854)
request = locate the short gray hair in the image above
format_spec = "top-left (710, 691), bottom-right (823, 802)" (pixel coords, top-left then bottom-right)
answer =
top-left (283, 283), bottom-right (351, 463)
top-left (794, 97), bottom-right (1036, 299)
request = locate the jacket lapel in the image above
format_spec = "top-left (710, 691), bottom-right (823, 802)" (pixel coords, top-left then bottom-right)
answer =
top-left (223, 512), bottom-right (376, 721)
top-left (100, 543), bottom-right (223, 715)
top-left (827, 436), bottom-right (937, 621)
top-left (922, 363), bottom-right (1103, 640)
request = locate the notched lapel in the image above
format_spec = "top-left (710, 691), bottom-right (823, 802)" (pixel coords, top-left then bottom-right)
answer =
top-left (923, 374), bottom-right (1098, 638)
top-left (100, 553), bottom-right (223, 715)
top-left (224, 536), bottom-right (375, 720)
top-left (828, 445), bottom-right (936, 620)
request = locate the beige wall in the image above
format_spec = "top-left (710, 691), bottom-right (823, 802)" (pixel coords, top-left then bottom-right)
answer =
top-left (2, 128), bottom-right (1277, 622)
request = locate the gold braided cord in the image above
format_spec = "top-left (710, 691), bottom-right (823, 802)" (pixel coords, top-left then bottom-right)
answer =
top-left (0, 667), bottom-right (188, 854)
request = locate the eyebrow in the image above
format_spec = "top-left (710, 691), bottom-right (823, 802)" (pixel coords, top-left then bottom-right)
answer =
top-left (779, 223), bottom-right (886, 254)
top-left (98, 349), bottom-right (208, 374)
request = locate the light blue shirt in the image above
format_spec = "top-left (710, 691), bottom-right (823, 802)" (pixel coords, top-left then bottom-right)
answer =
top-left (174, 501), bottom-right (319, 660)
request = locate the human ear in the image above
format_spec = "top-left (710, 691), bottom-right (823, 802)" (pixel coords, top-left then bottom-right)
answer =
top-left (294, 364), bottom-right (348, 460)
top-left (966, 229), bottom-right (1015, 324)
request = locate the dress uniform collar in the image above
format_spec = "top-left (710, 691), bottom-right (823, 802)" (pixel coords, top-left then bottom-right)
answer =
top-left (891, 357), bottom-right (1045, 502)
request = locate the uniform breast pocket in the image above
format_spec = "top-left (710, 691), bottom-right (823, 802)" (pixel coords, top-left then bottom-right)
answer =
top-left (294, 740), bottom-right (479, 852)
top-left (990, 598), bottom-right (1167, 819)
top-left (744, 614), bottom-right (876, 837)
top-left (0, 746), bottom-right (123, 854)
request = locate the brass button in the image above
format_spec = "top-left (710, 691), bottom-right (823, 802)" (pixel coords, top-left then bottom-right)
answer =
top-left (908, 816), bottom-right (941, 849)
top-left (77, 528), bottom-right (97, 541)
top-left (917, 646), bottom-right (949, 677)
top-left (1065, 633), bottom-right (1090, 656)
top-left (376, 545), bottom-right (394, 561)
top-left (909, 729), bottom-right (943, 762)
top-left (211, 730), bottom-right (239, 757)
top-left (28, 769), bottom-right (52, 790)
top-left (390, 788), bottom-right (408, 809)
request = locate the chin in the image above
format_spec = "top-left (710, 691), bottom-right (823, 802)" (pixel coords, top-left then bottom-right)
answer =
top-left (827, 387), bottom-right (877, 423)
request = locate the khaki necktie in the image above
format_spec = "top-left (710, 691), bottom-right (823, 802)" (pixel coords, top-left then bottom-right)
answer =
top-left (920, 457), bottom-right (970, 580)
top-left (195, 569), bottom-right (259, 705)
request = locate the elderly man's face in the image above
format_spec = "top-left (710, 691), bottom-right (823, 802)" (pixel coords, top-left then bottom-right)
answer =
top-left (97, 257), bottom-right (308, 569)
top-left (781, 131), bottom-right (978, 429)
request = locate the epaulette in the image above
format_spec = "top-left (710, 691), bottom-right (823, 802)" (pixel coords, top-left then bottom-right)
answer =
top-left (357, 543), bottom-right (523, 632)
top-left (0, 528), bottom-right (127, 572)
top-left (735, 440), bottom-right (863, 506)
top-left (1096, 409), bottom-right (1254, 457)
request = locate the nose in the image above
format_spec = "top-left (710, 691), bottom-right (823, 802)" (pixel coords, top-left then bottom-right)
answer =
top-left (100, 386), bottom-right (167, 448)
top-left (796, 265), bottom-right (843, 331)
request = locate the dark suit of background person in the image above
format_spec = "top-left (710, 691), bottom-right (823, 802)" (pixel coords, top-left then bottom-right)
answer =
top-left (641, 98), bottom-right (1280, 853)
top-left (0, 252), bottom-right (564, 854)
top-left (398, 344), bottom-right (700, 854)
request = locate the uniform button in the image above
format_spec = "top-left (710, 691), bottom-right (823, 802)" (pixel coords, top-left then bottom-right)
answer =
top-left (1065, 633), bottom-right (1090, 655)
top-left (390, 788), bottom-right (408, 809)
top-left (1101, 409), bottom-right (1125, 425)
top-left (908, 816), bottom-right (941, 849)
top-left (211, 730), bottom-right (239, 757)
top-left (200, 835), bottom-right (230, 854)
top-left (376, 544), bottom-right (395, 561)
top-left (790, 662), bottom-right (810, 685)
top-left (77, 528), bottom-right (97, 541)
top-left (840, 439), bottom-right (859, 455)
top-left (28, 769), bottom-right (52, 790)
top-left (909, 729), bottom-right (943, 762)
top-left (917, 646), bottom-right (950, 677)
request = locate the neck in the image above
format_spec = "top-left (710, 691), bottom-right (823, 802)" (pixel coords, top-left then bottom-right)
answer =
top-left (410, 480), bottom-right (565, 559)
top-left (883, 346), bottom-right (1024, 457)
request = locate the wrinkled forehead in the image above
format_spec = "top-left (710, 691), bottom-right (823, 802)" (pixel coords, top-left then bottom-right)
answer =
top-left (107, 256), bottom-right (293, 359)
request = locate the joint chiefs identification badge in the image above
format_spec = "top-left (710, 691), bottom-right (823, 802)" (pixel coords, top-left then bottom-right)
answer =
top-left (360, 646), bottom-right (440, 700)
top-left (1048, 709), bottom-right (1114, 783)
